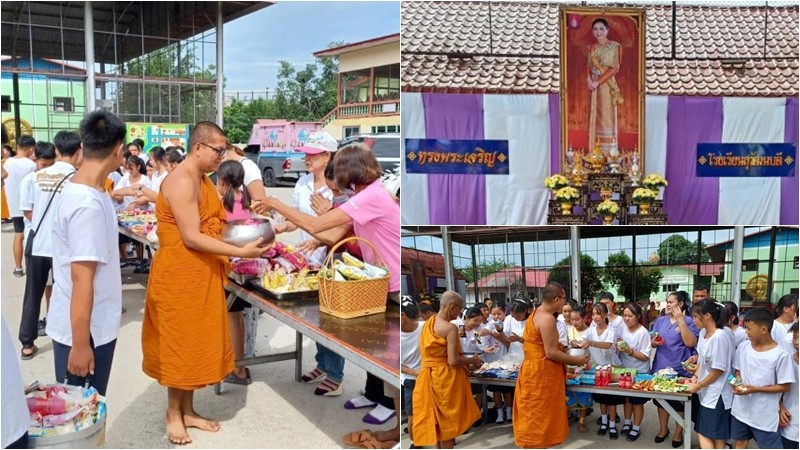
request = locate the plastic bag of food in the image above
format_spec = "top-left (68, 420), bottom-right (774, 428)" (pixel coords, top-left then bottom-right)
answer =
top-left (342, 252), bottom-right (365, 269)
top-left (334, 261), bottom-right (367, 280)
top-left (282, 251), bottom-right (307, 270)
top-left (274, 256), bottom-right (297, 273)
top-left (362, 262), bottom-right (388, 279)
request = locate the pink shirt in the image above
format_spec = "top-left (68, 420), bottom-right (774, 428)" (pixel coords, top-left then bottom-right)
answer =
top-left (225, 193), bottom-right (253, 221)
top-left (339, 181), bottom-right (400, 292)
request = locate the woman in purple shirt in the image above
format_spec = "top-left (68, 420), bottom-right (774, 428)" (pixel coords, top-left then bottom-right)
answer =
top-left (651, 291), bottom-right (699, 447)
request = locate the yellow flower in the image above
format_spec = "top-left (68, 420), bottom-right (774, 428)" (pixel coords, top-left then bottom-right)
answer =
top-left (545, 174), bottom-right (570, 190)
top-left (632, 188), bottom-right (658, 203)
top-left (597, 199), bottom-right (619, 215)
top-left (555, 186), bottom-right (580, 202)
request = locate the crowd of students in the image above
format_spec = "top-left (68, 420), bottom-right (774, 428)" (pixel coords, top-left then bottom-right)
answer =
top-left (401, 285), bottom-right (799, 450)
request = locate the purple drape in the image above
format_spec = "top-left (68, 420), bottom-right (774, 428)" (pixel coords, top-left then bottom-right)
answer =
top-left (422, 93), bottom-right (487, 224)
top-left (664, 96), bottom-right (724, 224)
top-left (781, 97), bottom-right (798, 225)
top-left (549, 93), bottom-right (561, 176)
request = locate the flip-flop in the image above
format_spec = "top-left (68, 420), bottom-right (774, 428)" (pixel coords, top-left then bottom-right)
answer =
top-left (342, 430), bottom-right (374, 448)
top-left (223, 369), bottom-right (252, 385)
top-left (21, 345), bottom-right (38, 360)
top-left (358, 438), bottom-right (397, 449)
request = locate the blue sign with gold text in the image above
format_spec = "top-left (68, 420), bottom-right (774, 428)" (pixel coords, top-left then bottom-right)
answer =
top-left (696, 143), bottom-right (795, 177)
top-left (405, 139), bottom-right (510, 175)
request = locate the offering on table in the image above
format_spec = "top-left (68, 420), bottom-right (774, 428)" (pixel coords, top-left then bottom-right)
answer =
top-left (230, 258), bottom-right (269, 277)
top-left (654, 367), bottom-right (678, 379)
top-left (26, 384), bottom-right (106, 438)
top-left (260, 267), bottom-right (319, 293)
top-left (333, 260), bottom-right (368, 280)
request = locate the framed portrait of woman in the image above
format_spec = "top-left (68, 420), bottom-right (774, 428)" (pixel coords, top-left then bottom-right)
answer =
top-left (559, 7), bottom-right (645, 175)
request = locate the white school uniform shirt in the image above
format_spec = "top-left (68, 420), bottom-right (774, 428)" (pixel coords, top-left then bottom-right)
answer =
top-left (238, 156), bottom-right (262, 188)
top-left (731, 326), bottom-right (748, 349)
top-left (18, 171), bottom-right (35, 249)
top-left (503, 315), bottom-right (526, 360)
top-left (22, 161), bottom-right (75, 257)
top-left (291, 173), bottom-right (334, 265)
top-left (46, 182), bottom-right (122, 347)
top-left (618, 325), bottom-right (652, 373)
top-left (696, 328), bottom-right (735, 409)
top-left (584, 325), bottom-right (621, 366)
top-left (481, 320), bottom-right (508, 362)
top-left (400, 321), bottom-right (423, 383)
top-left (5, 157), bottom-right (36, 217)
top-left (113, 173), bottom-right (151, 212)
top-left (782, 354), bottom-right (799, 442)
top-left (732, 341), bottom-right (795, 432)
top-left (556, 319), bottom-right (568, 347)
top-left (1, 316), bottom-right (29, 449)
top-left (108, 171), bottom-right (122, 185)
top-left (772, 320), bottom-right (796, 344)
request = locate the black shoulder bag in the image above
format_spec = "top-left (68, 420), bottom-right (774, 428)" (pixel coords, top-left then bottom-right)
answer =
top-left (24, 172), bottom-right (75, 258)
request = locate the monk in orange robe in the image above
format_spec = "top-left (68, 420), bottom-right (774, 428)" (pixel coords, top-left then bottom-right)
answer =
top-left (412, 291), bottom-right (482, 449)
top-left (513, 282), bottom-right (591, 448)
top-left (141, 122), bottom-right (266, 445)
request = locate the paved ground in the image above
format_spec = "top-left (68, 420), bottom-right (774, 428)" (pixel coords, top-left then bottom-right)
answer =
top-left (1, 186), bottom-right (396, 448)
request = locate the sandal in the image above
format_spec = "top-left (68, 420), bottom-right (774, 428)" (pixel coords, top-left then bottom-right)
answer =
top-left (621, 423), bottom-right (632, 436)
top-left (358, 438), bottom-right (397, 449)
top-left (223, 368), bottom-right (252, 385)
top-left (597, 423), bottom-right (608, 436)
top-left (343, 430), bottom-right (374, 448)
top-left (21, 345), bottom-right (38, 360)
top-left (609, 426), bottom-right (619, 440)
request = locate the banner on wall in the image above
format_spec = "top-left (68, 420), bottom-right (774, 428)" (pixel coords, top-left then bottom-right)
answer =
top-left (405, 138), bottom-right (510, 174)
top-left (126, 123), bottom-right (190, 153)
top-left (696, 143), bottom-right (796, 177)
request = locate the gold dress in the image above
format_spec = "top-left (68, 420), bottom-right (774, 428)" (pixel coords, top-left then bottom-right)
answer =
top-left (588, 40), bottom-right (623, 153)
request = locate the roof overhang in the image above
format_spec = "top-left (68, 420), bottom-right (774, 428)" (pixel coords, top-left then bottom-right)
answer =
top-left (313, 33), bottom-right (400, 57)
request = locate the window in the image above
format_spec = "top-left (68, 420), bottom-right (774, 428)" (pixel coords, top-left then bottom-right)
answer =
top-left (341, 69), bottom-right (370, 104)
top-left (663, 284), bottom-right (679, 292)
top-left (794, 256), bottom-right (798, 270)
top-left (372, 126), bottom-right (387, 134)
top-left (1, 96), bottom-right (10, 112)
top-left (372, 64), bottom-right (400, 101)
top-left (53, 97), bottom-right (74, 112)
top-left (343, 126), bottom-right (360, 139)
top-left (371, 125), bottom-right (400, 134)
top-left (742, 260), bottom-right (758, 272)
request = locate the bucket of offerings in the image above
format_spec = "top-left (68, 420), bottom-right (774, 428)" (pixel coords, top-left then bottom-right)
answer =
top-left (319, 237), bottom-right (390, 319)
top-left (27, 383), bottom-right (107, 449)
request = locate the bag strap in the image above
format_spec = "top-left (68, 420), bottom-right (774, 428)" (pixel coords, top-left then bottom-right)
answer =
top-left (32, 171), bottom-right (75, 236)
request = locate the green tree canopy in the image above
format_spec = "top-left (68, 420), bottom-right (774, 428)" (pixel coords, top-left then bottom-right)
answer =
top-left (600, 251), bottom-right (663, 302)
top-left (548, 254), bottom-right (604, 303)
top-left (656, 235), bottom-right (710, 265)
top-left (458, 258), bottom-right (511, 285)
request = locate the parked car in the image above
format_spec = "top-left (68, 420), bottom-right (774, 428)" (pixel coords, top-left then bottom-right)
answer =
top-left (243, 144), bottom-right (307, 187)
top-left (338, 133), bottom-right (400, 200)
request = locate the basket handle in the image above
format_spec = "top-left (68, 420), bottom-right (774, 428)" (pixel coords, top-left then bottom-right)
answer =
top-left (321, 236), bottom-right (387, 270)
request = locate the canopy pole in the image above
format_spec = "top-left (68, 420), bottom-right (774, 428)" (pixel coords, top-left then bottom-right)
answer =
top-left (84, 2), bottom-right (96, 111)
top-left (570, 226), bottom-right (581, 302)
top-left (731, 226), bottom-right (745, 306)
top-left (442, 227), bottom-right (455, 292)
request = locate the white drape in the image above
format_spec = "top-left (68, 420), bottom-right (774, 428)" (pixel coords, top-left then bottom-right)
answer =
top-left (400, 92), bottom-right (429, 225)
top-left (645, 96), bottom-right (669, 199)
top-left (718, 97), bottom-right (785, 225)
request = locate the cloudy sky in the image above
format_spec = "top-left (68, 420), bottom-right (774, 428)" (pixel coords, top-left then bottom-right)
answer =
top-left (223, 1), bottom-right (399, 92)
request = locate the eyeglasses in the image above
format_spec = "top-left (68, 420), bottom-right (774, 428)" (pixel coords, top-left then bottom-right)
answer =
top-left (198, 142), bottom-right (227, 158)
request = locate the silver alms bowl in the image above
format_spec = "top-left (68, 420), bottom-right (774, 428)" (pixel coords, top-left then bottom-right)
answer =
top-left (220, 218), bottom-right (275, 247)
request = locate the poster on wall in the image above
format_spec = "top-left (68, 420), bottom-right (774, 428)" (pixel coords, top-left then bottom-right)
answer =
top-left (559, 7), bottom-right (645, 175)
top-left (126, 123), bottom-right (190, 153)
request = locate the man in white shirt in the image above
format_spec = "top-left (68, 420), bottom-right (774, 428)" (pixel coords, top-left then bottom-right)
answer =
top-left (1, 135), bottom-right (36, 276)
top-left (19, 132), bottom-right (82, 359)
top-left (47, 111), bottom-right (126, 396)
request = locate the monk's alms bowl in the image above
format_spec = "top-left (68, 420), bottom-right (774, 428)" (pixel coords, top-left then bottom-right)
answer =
top-left (221, 218), bottom-right (275, 247)
top-left (566, 347), bottom-right (588, 358)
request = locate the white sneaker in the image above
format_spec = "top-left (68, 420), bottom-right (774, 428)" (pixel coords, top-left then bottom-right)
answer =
top-left (495, 409), bottom-right (505, 424)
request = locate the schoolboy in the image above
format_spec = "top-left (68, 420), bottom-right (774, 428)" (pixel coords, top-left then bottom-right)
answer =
top-left (731, 307), bottom-right (794, 449)
top-left (778, 323), bottom-right (798, 449)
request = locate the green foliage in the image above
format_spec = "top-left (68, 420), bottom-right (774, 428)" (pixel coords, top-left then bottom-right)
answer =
top-left (657, 235), bottom-right (710, 265)
top-left (600, 251), bottom-right (663, 302)
top-left (458, 258), bottom-right (511, 284)
top-left (548, 254), bottom-right (604, 302)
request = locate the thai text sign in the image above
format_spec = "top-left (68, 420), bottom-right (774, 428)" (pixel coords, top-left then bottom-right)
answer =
top-left (405, 139), bottom-right (510, 175)
top-left (696, 143), bottom-right (796, 177)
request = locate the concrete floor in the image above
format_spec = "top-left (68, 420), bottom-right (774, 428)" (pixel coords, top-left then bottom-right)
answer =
top-left (1, 186), bottom-right (395, 448)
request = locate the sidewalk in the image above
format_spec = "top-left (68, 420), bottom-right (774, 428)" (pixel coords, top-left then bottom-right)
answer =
top-left (1, 187), bottom-right (393, 448)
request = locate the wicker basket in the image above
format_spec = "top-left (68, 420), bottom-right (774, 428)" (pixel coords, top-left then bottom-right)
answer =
top-left (319, 237), bottom-right (389, 319)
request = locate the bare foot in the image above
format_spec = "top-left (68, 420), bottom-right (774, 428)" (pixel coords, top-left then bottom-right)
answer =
top-left (165, 413), bottom-right (192, 445)
top-left (183, 412), bottom-right (221, 432)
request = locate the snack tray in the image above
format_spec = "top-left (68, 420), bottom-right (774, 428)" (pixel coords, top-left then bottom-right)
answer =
top-left (248, 278), bottom-right (319, 301)
top-left (228, 272), bottom-right (257, 285)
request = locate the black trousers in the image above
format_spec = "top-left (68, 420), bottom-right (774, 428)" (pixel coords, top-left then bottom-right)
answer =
top-left (364, 373), bottom-right (394, 409)
top-left (19, 255), bottom-right (52, 347)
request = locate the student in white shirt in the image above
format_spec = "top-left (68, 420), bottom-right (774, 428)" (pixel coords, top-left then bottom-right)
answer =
top-left (2, 135), bottom-right (37, 276)
top-left (615, 302), bottom-right (652, 442)
top-left (19, 135), bottom-right (80, 359)
top-left (598, 292), bottom-right (626, 339)
top-left (581, 302), bottom-right (622, 436)
top-left (400, 300), bottom-right (423, 446)
top-left (112, 155), bottom-right (151, 212)
top-left (730, 307), bottom-right (794, 450)
top-left (722, 301), bottom-right (749, 349)
top-left (128, 140), bottom-right (149, 165)
top-left (503, 299), bottom-right (529, 361)
top-left (686, 300), bottom-right (735, 448)
top-left (47, 110), bottom-right (128, 396)
top-left (130, 146), bottom-right (169, 209)
top-left (772, 294), bottom-right (798, 344)
top-left (779, 323), bottom-right (798, 449)
top-left (481, 301), bottom-right (514, 423)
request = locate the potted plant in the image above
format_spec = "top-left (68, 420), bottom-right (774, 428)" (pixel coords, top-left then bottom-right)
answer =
top-left (596, 199), bottom-right (619, 225)
top-left (555, 186), bottom-right (580, 215)
top-left (545, 174), bottom-right (570, 191)
top-left (642, 173), bottom-right (668, 195)
top-left (632, 188), bottom-right (658, 215)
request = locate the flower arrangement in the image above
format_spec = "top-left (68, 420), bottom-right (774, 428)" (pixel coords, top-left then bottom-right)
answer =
top-left (545, 174), bottom-right (570, 190)
top-left (596, 199), bottom-right (620, 216)
top-left (632, 187), bottom-right (658, 203)
top-left (643, 173), bottom-right (668, 190)
top-left (554, 186), bottom-right (580, 203)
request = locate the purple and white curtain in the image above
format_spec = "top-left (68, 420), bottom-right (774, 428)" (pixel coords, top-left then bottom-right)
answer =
top-left (401, 92), bottom-right (798, 226)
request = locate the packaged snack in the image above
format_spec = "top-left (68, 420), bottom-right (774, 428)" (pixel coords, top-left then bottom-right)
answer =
top-left (362, 262), bottom-right (388, 279)
top-left (334, 261), bottom-right (367, 280)
top-left (342, 252), bottom-right (365, 269)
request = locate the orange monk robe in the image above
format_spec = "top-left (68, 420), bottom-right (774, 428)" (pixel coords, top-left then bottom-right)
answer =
top-left (104, 177), bottom-right (114, 196)
top-left (141, 175), bottom-right (234, 389)
top-left (1, 159), bottom-right (9, 219)
top-left (513, 308), bottom-right (569, 448)
top-left (412, 317), bottom-right (480, 447)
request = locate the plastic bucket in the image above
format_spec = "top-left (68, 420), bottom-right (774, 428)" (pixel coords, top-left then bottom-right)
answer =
top-left (29, 415), bottom-right (106, 449)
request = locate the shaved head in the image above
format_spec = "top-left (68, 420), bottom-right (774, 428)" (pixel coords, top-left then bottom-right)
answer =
top-left (440, 291), bottom-right (464, 310)
top-left (189, 121), bottom-right (225, 152)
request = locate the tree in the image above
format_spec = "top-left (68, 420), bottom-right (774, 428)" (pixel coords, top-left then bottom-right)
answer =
top-left (458, 258), bottom-right (511, 284)
top-left (548, 254), bottom-right (604, 303)
top-left (657, 235), bottom-right (710, 265)
top-left (600, 251), bottom-right (663, 302)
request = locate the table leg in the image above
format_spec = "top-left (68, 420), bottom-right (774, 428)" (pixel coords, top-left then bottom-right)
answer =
top-left (684, 398), bottom-right (691, 449)
top-left (482, 384), bottom-right (488, 424)
top-left (294, 331), bottom-right (303, 381)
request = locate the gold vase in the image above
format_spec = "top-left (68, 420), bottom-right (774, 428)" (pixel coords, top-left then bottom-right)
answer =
top-left (638, 203), bottom-right (651, 215)
top-left (560, 203), bottom-right (573, 215)
top-left (603, 215), bottom-right (614, 225)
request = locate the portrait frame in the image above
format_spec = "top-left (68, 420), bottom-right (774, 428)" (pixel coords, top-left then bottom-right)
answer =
top-left (559, 6), bottom-right (646, 175)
